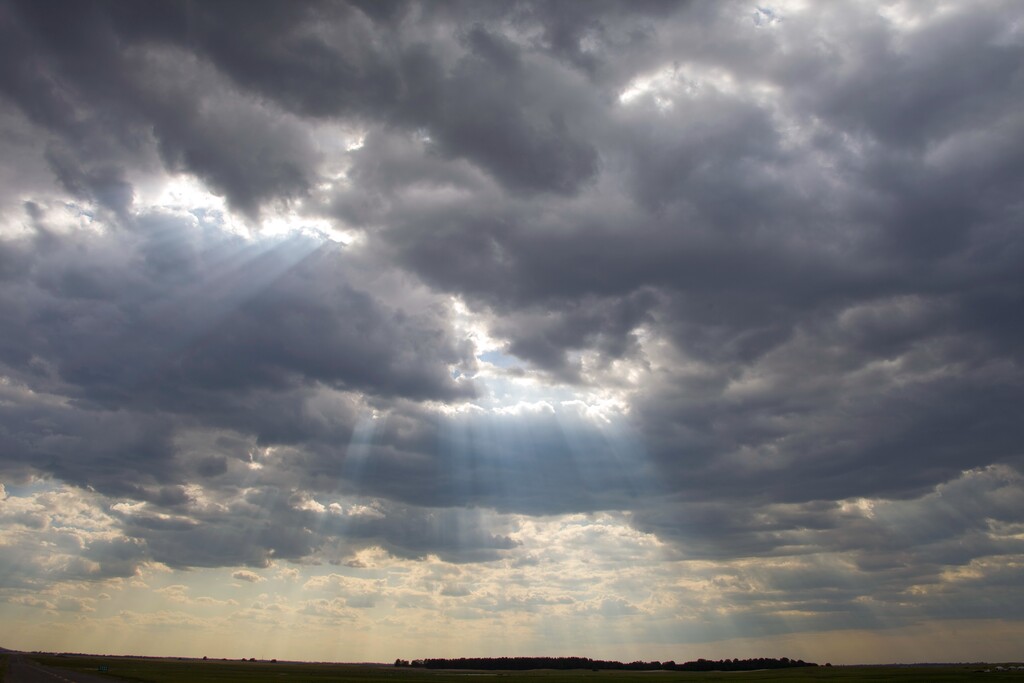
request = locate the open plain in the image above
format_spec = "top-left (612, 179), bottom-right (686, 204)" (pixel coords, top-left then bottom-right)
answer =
top-left (2, 655), bottom-right (1021, 683)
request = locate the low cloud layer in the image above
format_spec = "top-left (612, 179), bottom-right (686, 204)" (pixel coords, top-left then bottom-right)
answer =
top-left (1, 0), bottom-right (1023, 663)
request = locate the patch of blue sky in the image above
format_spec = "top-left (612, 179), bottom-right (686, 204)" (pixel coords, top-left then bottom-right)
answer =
top-left (0, 478), bottom-right (61, 498)
top-left (478, 349), bottom-right (522, 369)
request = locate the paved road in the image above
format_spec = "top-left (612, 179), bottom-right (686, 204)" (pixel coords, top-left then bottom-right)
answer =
top-left (5, 655), bottom-right (114, 683)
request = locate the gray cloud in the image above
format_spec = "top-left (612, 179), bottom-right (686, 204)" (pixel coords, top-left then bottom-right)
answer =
top-left (1, 0), bottom-right (1023, 645)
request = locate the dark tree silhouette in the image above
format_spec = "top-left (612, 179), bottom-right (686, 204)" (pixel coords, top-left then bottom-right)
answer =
top-left (402, 656), bottom-right (817, 671)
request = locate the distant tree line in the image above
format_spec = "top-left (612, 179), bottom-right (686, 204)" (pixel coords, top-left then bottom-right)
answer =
top-left (393, 656), bottom-right (817, 671)
top-left (663, 657), bottom-right (816, 671)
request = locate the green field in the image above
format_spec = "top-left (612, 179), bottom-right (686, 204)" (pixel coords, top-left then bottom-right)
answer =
top-left (26, 655), bottom-right (1024, 683)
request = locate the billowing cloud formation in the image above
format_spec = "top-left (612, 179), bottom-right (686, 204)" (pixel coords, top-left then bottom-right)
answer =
top-left (1, 0), bottom-right (1023, 663)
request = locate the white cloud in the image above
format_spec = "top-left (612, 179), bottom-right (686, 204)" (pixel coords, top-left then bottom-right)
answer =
top-left (231, 570), bottom-right (265, 584)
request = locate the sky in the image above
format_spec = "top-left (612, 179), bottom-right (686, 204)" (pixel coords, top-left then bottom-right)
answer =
top-left (0, 0), bottom-right (1023, 666)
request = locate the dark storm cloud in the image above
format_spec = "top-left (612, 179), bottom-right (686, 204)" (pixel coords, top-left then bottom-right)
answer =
top-left (493, 290), bottom-right (656, 380)
top-left (111, 486), bottom-right (518, 567)
top-left (1, 0), bottom-right (1023, 632)
top-left (633, 466), bottom-right (1024, 562)
top-left (1, 0), bottom-right (321, 215)
top-left (0, 203), bottom-right (475, 509)
top-left (0, 0), bottom-right (640, 215)
top-left (634, 466), bottom-right (1024, 630)
top-left (0, 206), bottom-right (473, 408)
top-left (302, 405), bottom-right (653, 514)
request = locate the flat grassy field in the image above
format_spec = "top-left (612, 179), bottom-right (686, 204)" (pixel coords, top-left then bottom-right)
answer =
top-left (26, 656), bottom-right (1024, 683)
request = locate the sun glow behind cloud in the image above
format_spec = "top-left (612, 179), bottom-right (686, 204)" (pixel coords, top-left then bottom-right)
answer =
top-left (447, 296), bottom-right (641, 421)
top-left (144, 174), bottom-right (358, 245)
